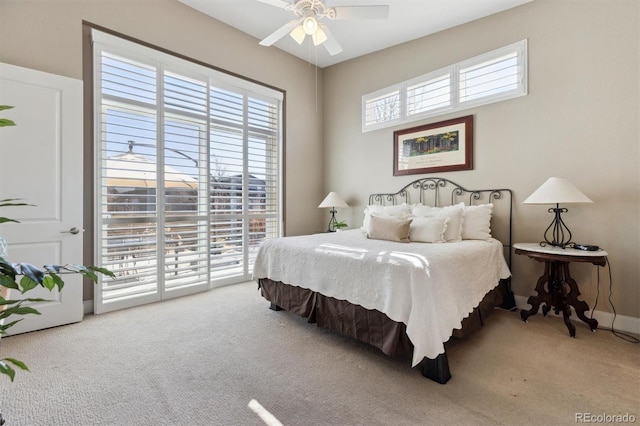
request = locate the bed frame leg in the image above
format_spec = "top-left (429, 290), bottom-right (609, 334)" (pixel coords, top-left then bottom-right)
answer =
top-left (499, 277), bottom-right (517, 311)
top-left (269, 302), bottom-right (283, 311)
top-left (421, 352), bottom-right (451, 384)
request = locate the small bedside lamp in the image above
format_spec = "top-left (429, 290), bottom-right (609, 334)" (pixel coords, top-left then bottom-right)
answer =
top-left (318, 192), bottom-right (349, 232)
top-left (523, 177), bottom-right (593, 248)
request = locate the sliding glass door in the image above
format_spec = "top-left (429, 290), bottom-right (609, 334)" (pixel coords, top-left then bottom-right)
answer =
top-left (93, 31), bottom-right (282, 314)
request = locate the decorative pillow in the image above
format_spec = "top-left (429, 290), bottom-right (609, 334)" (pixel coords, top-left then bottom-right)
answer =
top-left (361, 203), bottom-right (412, 233)
top-left (411, 202), bottom-right (464, 242)
top-left (462, 203), bottom-right (493, 240)
top-left (367, 214), bottom-right (412, 243)
top-left (409, 216), bottom-right (448, 243)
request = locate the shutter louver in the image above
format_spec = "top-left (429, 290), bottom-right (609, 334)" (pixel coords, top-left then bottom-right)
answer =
top-left (99, 53), bottom-right (160, 304)
top-left (406, 73), bottom-right (451, 117)
top-left (163, 72), bottom-right (209, 290)
top-left (459, 52), bottom-right (520, 104)
top-left (363, 89), bottom-right (400, 128)
top-left (210, 87), bottom-right (246, 278)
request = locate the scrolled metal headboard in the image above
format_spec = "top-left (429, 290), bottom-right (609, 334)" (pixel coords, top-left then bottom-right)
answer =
top-left (368, 177), bottom-right (513, 269)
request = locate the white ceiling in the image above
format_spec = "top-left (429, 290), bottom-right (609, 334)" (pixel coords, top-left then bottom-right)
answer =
top-left (178, 0), bottom-right (533, 68)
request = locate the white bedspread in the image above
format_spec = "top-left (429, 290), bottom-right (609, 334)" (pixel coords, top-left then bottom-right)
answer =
top-left (252, 229), bottom-right (511, 367)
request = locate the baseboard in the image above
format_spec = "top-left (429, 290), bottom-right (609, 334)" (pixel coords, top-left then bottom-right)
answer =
top-left (514, 295), bottom-right (640, 335)
top-left (84, 299), bottom-right (93, 315)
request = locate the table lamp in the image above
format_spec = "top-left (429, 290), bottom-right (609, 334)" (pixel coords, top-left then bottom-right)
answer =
top-left (523, 177), bottom-right (593, 248)
top-left (318, 192), bottom-right (349, 232)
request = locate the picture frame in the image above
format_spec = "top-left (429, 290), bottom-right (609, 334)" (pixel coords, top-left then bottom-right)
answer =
top-left (393, 115), bottom-right (473, 176)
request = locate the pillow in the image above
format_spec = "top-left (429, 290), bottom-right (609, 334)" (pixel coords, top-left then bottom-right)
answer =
top-left (409, 216), bottom-right (448, 243)
top-left (361, 203), bottom-right (412, 233)
top-left (462, 203), bottom-right (493, 240)
top-left (367, 214), bottom-right (412, 243)
top-left (411, 202), bottom-right (464, 242)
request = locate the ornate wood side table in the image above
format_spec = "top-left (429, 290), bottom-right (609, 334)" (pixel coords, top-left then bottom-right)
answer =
top-left (514, 243), bottom-right (608, 337)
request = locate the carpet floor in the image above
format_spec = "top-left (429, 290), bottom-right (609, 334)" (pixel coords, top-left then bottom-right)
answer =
top-left (0, 281), bottom-right (638, 426)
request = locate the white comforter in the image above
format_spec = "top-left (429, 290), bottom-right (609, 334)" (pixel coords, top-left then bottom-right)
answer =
top-left (252, 229), bottom-right (511, 367)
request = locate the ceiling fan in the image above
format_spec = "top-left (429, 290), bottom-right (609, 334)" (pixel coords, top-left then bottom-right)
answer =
top-left (257, 0), bottom-right (390, 56)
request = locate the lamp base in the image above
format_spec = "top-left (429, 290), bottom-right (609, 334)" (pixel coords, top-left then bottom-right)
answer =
top-left (327, 209), bottom-right (338, 232)
top-left (539, 205), bottom-right (574, 249)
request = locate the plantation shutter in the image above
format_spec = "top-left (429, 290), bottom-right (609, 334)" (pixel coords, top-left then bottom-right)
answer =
top-left (362, 86), bottom-right (401, 131)
top-left (458, 42), bottom-right (526, 106)
top-left (93, 30), bottom-right (282, 314)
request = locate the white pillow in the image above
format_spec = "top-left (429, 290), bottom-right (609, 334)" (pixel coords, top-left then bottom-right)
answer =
top-left (362, 203), bottom-right (412, 233)
top-left (411, 202), bottom-right (464, 242)
top-left (410, 216), bottom-right (448, 243)
top-left (462, 203), bottom-right (493, 240)
top-left (367, 214), bottom-right (412, 243)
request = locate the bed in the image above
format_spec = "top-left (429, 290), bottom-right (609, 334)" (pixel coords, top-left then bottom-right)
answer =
top-left (253, 177), bottom-right (516, 384)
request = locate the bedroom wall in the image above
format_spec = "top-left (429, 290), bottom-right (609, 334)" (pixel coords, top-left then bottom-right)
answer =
top-left (0, 0), bottom-right (325, 299)
top-left (322, 0), bottom-right (640, 320)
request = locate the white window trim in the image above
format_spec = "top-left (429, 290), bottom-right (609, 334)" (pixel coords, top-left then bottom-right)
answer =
top-left (362, 39), bottom-right (527, 133)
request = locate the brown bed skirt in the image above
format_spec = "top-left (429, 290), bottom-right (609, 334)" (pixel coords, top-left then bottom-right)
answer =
top-left (258, 278), bottom-right (507, 361)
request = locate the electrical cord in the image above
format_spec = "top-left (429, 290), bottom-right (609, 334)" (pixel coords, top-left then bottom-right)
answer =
top-left (590, 257), bottom-right (639, 343)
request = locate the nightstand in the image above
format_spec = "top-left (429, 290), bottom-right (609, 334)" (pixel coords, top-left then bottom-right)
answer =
top-left (514, 243), bottom-right (608, 337)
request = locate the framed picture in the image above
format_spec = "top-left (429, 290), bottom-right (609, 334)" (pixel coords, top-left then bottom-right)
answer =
top-left (393, 115), bottom-right (473, 176)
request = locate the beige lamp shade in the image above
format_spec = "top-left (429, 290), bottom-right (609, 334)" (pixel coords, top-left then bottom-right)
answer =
top-left (523, 177), bottom-right (593, 205)
top-left (318, 192), bottom-right (349, 209)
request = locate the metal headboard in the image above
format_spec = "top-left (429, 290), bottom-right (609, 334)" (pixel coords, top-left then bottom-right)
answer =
top-left (368, 177), bottom-right (513, 270)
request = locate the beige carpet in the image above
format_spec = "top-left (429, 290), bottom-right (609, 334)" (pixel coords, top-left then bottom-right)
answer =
top-left (0, 281), bottom-right (638, 426)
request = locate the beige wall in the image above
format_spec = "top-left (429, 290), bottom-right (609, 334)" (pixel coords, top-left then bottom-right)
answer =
top-left (323, 0), bottom-right (640, 318)
top-left (0, 0), bottom-right (325, 298)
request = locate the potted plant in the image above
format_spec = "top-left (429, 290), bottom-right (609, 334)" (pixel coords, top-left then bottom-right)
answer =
top-left (0, 106), bottom-right (113, 424)
top-left (334, 220), bottom-right (349, 231)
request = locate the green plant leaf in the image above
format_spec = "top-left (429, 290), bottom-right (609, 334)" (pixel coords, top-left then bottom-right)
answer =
top-left (0, 319), bottom-right (23, 333)
top-left (0, 361), bottom-right (16, 382)
top-left (42, 275), bottom-right (55, 291)
top-left (89, 266), bottom-right (116, 279)
top-left (79, 269), bottom-right (99, 283)
top-left (0, 198), bottom-right (31, 207)
top-left (0, 297), bottom-right (47, 305)
top-left (4, 357), bottom-right (29, 371)
top-left (3, 306), bottom-right (40, 316)
top-left (0, 118), bottom-right (16, 127)
top-left (50, 272), bottom-right (65, 291)
top-left (0, 217), bottom-right (20, 224)
top-left (19, 276), bottom-right (38, 293)
top-left (0, 105), bottom-right (14, 112)
top-left (0, 274), bottom-right (19, 289)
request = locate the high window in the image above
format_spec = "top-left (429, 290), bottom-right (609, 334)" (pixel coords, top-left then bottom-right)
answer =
top-left (362, 40), bottom-right (527, 132)
top-left (92, 31), bottom-right (283, 314)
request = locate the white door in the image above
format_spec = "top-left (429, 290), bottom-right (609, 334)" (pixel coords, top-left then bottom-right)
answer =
top-left (0, 62), bottom-right (84, 335)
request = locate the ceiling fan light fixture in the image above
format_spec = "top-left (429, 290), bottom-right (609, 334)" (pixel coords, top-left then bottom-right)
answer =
top-left (289, 25), bottom-right (306, 44)
top-left (312, 27), bottom-right (327, 46)
top-left (303, 16), bottom-right (318, 35)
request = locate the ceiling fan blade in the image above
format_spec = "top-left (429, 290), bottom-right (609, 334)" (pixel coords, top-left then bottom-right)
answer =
top-left (332, 5), bottom-right (390, 20)
top-left (255, 0), bottom-right (292, 9)
top-left (259, 20), bottom-right (300, 46)
top-left (319, 25), bottom-right (343, 56)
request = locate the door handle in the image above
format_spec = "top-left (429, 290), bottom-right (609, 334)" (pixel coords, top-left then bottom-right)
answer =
top-left (61, 227), bottom-right (81, 235)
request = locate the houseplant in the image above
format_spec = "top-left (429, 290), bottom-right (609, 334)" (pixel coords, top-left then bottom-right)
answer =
top-left (334, 220), bottom-right (349, 231)
top-left (0, 106), bottom-right (113, 382)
